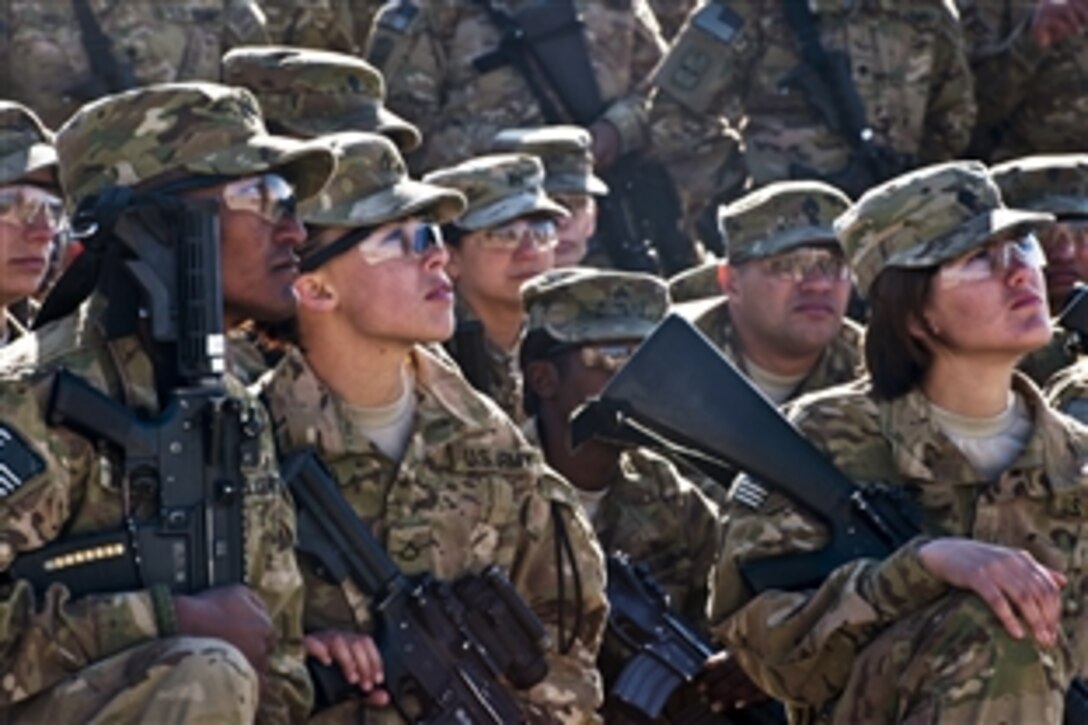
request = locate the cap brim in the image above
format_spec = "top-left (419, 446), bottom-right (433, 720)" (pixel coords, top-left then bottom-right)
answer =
top-left (304, 178), bottom-right (466, 227)
top-left (1019, 196), bottom-right (1088, 220)
top-left (546, 172), bottom-right (609, 196)
top-left (544, 318), bottom-right (656, 345)
top-left (280, 105), bottom-right (422, 153)
top-left (0, 143), bottom-right (59, 186)
top-left (739, 227), bottom-right (842, 261)
top-left (887, 208), bottom-right (1056, 270)
top-left (456, 189), bottom-right (569, 230)
top-left (187, 134), bottom-right (336, 202)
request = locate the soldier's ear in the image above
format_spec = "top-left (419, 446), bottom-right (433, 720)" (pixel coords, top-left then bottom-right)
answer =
top-left (525, 359), bottom-right (560, 401)
top-left (720, 262), bottom-right (739, 297)
top-left (293, 273), bottom-right (338, 313)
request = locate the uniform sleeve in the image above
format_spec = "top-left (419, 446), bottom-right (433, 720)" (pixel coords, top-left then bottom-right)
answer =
top-left (223, 0), bottom-right (272, 48)
top-left (918, 6), bottom-right (977, 162)
top-left (512, 471), bottom-right (608, 724)
top-left (676, 475), bottom-right (725, 631)
top-left (0, 379), bottom-right (166, 705)
top-left (597, 0), bottom-right (667, 154)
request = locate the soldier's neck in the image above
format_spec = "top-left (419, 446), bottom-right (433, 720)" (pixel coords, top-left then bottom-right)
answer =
top-left (539, 406), bottom-right (618, 492)
top-left (922, 356), bottom-right (1017, 419)
top-left (462, 293), bottom-right (524, 351)
top-left (735, 328), bottom-right (823, 378)
top-left (303, 327), bottom-right (412, 409)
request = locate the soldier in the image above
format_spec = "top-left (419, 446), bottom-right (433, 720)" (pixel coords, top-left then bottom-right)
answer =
top-left (687, 181), bottom-right (864, 405)
top-left (260, 0), bottom-right (384, 55)
top-left (0, 0), bottom-right (269, 128)
top-left (222, 45), bottom-right (422, 153)
top-left (0, 101), bottom-right (61, 347)
top-left (424, 153), bottom-right (566, 423)
top-left (709, 161), bottom-right (1084, 722)
top-left (649, 0), bottom-right (704, 40)
top-left (0, 82), bottom-right (336, 722)
top-left (958, 0), bottom-right (1088, 161)
top-left (493, 126), bottom-right (609, 268)
top-left (647, 0), bottom-right (976, 212)
top-left (994, 154), bottom-right (1088, 385)
top-left (260, 131), bottom-right (608, 722)
top-left (364, 0), bottom-right (666, 173)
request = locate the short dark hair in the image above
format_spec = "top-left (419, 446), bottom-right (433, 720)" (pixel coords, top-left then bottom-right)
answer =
top-left (865, 267), bottom-right (937, 401)
top-left (520, 328), bottom-right (580, 417)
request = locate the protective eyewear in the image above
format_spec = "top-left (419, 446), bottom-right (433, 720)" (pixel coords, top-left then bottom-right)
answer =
top-left (0, 185), bottom-right (65, 229)
top-left (479, 218), bottom-right (558, 251)
top-left (760, 247), bottom-right (849, 283)
top-left (938, 233), bottom-right (1046, 288)
top-left (219, 173), bottom-right (297, 225)
top-left (576, 342), bottom-right (640, 373)
top-left (300, 222), bottom-right (443, 272)
top-left (1039, 220), bottom-right (1088, 256)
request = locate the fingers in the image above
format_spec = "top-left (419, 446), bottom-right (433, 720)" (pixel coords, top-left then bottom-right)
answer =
top-left (304, 635), bottom-right (333, 666)
top-left (970, 551), bottom-right (1063, 647)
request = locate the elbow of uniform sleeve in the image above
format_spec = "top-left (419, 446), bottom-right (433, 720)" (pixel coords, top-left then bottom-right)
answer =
top-left (857, 536), bottom-right (948, 621)
top-left (599, 96), bottom-right (649, 155)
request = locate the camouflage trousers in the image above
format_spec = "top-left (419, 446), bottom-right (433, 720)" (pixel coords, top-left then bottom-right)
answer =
top-left (830, 591), bottom-right (1070, 724)
top-left (5, 636), bottom-right (259, 724)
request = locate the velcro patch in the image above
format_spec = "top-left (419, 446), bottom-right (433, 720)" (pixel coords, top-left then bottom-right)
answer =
top-left (692, 3), bottom-right (745, 44)
top-left (0, 425), bottom-right (45, 499)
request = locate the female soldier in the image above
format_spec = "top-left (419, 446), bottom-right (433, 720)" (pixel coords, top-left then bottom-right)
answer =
top-left (259, 132), bottom-right (607, 723)
top-left (707, 161), bottom-right (1088, 723)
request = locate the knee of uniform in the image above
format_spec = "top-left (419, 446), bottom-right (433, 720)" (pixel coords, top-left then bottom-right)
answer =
top-left (152, 636), bottom-right (260, 713)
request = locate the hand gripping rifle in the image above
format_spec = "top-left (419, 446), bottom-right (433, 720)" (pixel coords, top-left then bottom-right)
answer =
top-left (283, 449), bottom-right (550, 723)
top-left (11, 194), bottom-right (249, 596)
top-left (572, 315), bottom-right (1088, 723)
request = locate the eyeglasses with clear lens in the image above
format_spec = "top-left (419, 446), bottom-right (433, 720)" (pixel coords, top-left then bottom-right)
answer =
top-left (357, 223), bottom-right (445, 265)
top-left (0, 185), bottom-right (65, 229)
top-left (1039, 220), bottom-right (1088, 256)
top-left (938, 233), bottom-right (1047, 288)
top-left (760, 247), bottom-right (849, 283)
top-left (479, 218), bottom-right (558, 251)
top-left (220, 173), bottom-right (297, 225)
top-left (577, 342), bottom-right (639, 372)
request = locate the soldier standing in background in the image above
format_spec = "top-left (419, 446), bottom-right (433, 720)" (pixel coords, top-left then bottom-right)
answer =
top-left (262, 131), bottom-right (608, 723)
top-left (0, 82), bottom-right (336, 723)
top-left (0, 0), bottom-right (269, 128)
top-left (424, 153), bottom-right (566, 423)
top-left (958, 0), bottom-right (1088, 161)
top-left (260, 0), bottom-right (385, 55)
top-left (0, 101), bottom-right (61, 347)
top-left (647, 0), bottom-right (976, 214)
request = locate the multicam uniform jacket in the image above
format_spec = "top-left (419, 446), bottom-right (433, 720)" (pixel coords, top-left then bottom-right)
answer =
top-left (447, 298), bottom-right (528, 425)
top-left (261, 345), bottom-right (608, 724)
top-left (709, 374), bottom-right (1088, 723)
top-left (0, 298), bottom-right (310, 721)
top-left (365, 0), bottom-right (666, 172)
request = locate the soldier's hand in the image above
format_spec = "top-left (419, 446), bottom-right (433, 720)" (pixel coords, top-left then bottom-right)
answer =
top-left (306, 630), bottom-right (390, 706)
top-left (1032, 0), bottom-right (1088, 48)
top-left (697, 650), bottom-right (770, 712)
top-left (919, 538), bottom-right (1067, 648)
top-left (589, 120), bottom-right (621, 170)
top-left (175, 584), bottom-right (277, 673)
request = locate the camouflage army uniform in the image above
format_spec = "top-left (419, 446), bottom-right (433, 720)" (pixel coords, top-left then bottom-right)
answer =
top-left (0, 83), bottom-right (337, 722)
top-left (0, 0), bottom-right (269, 128)
top-left (262, 345), bottom-right (608, 724)
top-left (1046, 359), bottom-right (1088, 424)
top-left (709, 162), bottom-right (1077, 722)
top-left (668, 259), bottom-right (725, 304)
top-left (648, 0), bottom-right (976, 205)
top-left (261, 0), bottom-right (385, 55)
top-left (649, 0), bottom-right (703, 40)
top-left (957, 0), bottom-right (1088, 161)
top-left (365, 0), bottom-right (666, 172)
top-left (450, 294), bottom-right (528, 423)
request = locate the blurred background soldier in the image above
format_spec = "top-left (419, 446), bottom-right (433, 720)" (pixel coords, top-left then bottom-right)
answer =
top-left (0, 0), bottom-right (269, 128)
top-left (649, 0), bottom-right (704, 40)
top-left (994, 154), bottom-right (1088, 386)
top-left (647, 0), bottom-right (976, 216)
top-left (425, 153), bottom-right (566, 422)
top-left (260, 0), bottom-right (384, 55)
top-left (958, 0), bottom-right (1088, 161)
top-left (493, 126), bottom-right (609, 268)
top-left (0, 101), bottom-right (62, 347)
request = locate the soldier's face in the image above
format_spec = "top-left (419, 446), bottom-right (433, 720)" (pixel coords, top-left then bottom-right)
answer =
top-left (1038, 221), bottom-right (1088, 311)
top-left (0, 183), bottom-right (61, 305)
top-left (185, 174), bottom-right (306, 327)
top-left (553, 194), bottom-right (597, 267)
top-left (726, 245), bottom-right (850, 360)
top-left (449, 216), bottom-right (557, 310)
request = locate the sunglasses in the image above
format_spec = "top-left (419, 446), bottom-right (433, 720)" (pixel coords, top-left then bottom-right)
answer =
top-left (938, 233), bottom-right (1046, 288)
top-left (479, 218), bottom-right (558, 251)
top-left (219, 173), bottom-right (297, 225)
top-left (0, 185), bottom-right (66, 229)
top-left (300, 222), bottom-right (443, 272)
top-left (760, 247), bottom-right (849, 283)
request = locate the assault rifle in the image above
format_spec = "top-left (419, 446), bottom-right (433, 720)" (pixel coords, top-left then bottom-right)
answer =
top-left (572, 315), bottom-right (1088, 723)
top-left (11, 195), bottom-right (248, 596)
top-left (1059, 283), bottom-right (1088, 352)
top-left (284, 450), bottom-right (550, 722)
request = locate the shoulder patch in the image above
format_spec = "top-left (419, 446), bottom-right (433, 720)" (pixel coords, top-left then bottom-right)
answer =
top-left (729, 476), bottom-right (769, 510)
top-left (692, 3), bottom-right (745, 44)
top-left (0, 424), bottom-right (45, 499)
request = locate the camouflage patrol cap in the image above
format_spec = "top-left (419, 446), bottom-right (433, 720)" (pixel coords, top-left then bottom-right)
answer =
top-left (992, 154), bottom-right (1088, 220)
top-left (836, 161), bottom-right (1055, 297)
top-left (720, 180), bottom-right (851, 262)
top-left (0, 101), bottom-right (57, 187)
top-left (492, 126), bottom-right (608, 196)
top-left (423, 153), bottom-right (568, 231)
top-left (522, 267), bottom-right (669, 344)
top-left (668, 260), bottom-right (725, 303)
top-left (56, 82), bottom-right (336, 206)
top-left (222, 46), bottom-right (421, 152)
top-left (302, 132), bottom-right (465, 227)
